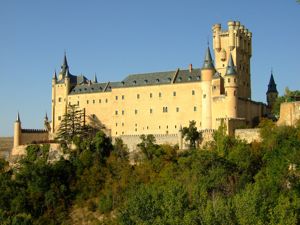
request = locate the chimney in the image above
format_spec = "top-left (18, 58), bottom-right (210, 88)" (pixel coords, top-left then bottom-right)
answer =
top-left (189, 64), bottom-right (193, 72)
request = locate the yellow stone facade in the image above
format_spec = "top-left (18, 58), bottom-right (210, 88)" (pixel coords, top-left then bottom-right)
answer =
top-left (45, 21), bottom-right (267, 150)
top-left (50, 21), bottom-right (267, 148)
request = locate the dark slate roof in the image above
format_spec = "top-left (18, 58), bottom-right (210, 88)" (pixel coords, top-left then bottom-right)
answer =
top-left (69, 68), bottom-right (202, 95)
top-left (202, 47), bottom-right (215, 69)
top-left (225, 53), bottom-right (237, 76)
top-left (57, 74), bottom-right (88, 85)
top-left (267, 73), bottom-right (278, 93)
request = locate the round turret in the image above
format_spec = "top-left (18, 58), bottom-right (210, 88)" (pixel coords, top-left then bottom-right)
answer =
top-left (224, 53), bottom-right (238, 118)
top-left (13, 113), bottom-right (21, 148)
top-left (228, 21), bottom-right (236, 50)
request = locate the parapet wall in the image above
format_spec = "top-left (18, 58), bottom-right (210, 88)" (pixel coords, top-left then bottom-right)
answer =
top-left (20, 130), bottom-right (49, 145)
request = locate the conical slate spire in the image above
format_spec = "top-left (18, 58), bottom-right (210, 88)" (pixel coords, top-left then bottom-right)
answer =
top-left (53, 70), bottom-right (57, 80)
top-left (225, 53), bottom-right (237, 75)
top-left (202, 47), bottom-right (215, 69)
top-left (45, 112), bottom-right (48, 121)
top-left (16, 112), bottom-right (20, 122)
top-left (267, 72), bottom-right (278, 93)
top-left (93, 73), bottom-right (98, 83)
top-left (60, 51), bottom-right (69, 75)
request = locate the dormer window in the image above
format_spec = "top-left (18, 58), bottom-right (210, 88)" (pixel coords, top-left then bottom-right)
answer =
top-left (144, 79), bottom-right (148, 84)
top-left (121, 81), bottom-right (125, 86)
top-left (188, 76), bottom-right (192, 81)
top-left (168, 77), bottom-right (171, 82)
top-left (196, 76), bottom-right (200, 80)
top-left (99, 87), bottom-right (102, 91)
top-left (133, 80), bottom-right (137, 85)
top-left (156, 79), bottom-right (160, 83)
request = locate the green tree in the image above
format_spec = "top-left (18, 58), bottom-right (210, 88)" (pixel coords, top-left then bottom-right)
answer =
top-left (181, 120), bottom-right (201, 149)
top-left (56, 104), bottom-right (86, 143)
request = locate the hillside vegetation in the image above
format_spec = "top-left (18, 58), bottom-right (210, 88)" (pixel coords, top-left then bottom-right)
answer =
top-left (0, 120), bottom-right (300, 224)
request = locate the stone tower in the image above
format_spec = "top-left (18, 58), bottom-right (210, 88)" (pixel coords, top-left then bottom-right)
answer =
top-left (201, 47), bottom-right (215, 129)
top-left (224, 53), bottom-right (238, 118)
top-left (13, 113), bottom-right (21, 148)
top-left (212, 21), bottom-right (252, 100)
top-left (266, 72), bottom-right (278, 112)
top-left (51, 53), bottom-right (71, 133)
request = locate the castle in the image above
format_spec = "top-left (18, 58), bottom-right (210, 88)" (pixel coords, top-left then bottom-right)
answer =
top-left (12, 21), bottom-right (280, 152)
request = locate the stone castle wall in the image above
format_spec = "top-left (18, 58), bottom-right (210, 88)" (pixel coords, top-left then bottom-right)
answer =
top-left (235, 128), bottom-right (261, 143)
top-left (20, 129), bottom-right (49, 146)
top-left (115, 133), bottom-right (180, 152)
top-left (277, 101), bottom-right (300, 126)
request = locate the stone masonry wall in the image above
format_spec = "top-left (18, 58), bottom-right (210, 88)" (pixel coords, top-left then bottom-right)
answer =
top-left (235, 128), bottom-right (261, 143)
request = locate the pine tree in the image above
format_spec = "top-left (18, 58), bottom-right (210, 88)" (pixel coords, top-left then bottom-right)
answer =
top-left (56, 104), bottom-right (86, 142)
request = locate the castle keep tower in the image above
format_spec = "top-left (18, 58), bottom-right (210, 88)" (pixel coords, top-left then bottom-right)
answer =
top-left (212, 21), bottom-right (252, 100)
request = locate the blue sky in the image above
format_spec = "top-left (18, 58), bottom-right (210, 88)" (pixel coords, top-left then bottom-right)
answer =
top-left (0, 0), bottom-right (299, 136)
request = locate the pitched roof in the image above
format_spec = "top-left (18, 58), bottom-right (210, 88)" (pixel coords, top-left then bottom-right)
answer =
top-left (69, 68), bottom-right (202, 95)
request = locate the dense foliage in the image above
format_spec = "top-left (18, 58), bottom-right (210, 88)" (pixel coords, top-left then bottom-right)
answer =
top-left (1, 121), bottom-right (300, 224)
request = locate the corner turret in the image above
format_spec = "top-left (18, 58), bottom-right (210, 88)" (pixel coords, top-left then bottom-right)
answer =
top-left (201, 47), bottom-right (215, 129)
top-left (224, 53), bottom-right (238, 118)
top-left (13, 112), bottom-right (21, 148)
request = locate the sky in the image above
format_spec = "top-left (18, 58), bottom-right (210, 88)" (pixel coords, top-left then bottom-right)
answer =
top-left (0, 0), bottom-right (299, 136)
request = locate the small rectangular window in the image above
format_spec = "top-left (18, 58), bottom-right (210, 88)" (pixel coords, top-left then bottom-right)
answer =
top-left (203, 94), bottom-right (206, 98)
top-left (105, 99), bottom-right (108, 103)
top-left (116, 96), bottom-right (118, 100)
top-left (228, 78), bottom-right (230, 83)
top-left (122, 95), bottom-right (125, 100)
top-left (122, 110), bottom-right (124, 115)
top-left (176, 107), bottom-right (179, 112)
top-left (116, 123), bottom-right (118, 127)
top-left (163, 107), bottom-right (168, 113)
top-left (115, 110), bottom-right (118, 115)
top-left (99, 99), bottom-right (101, 103)
top-left (87, 100), bottom-right (89, 104)
top-left (159, 92), bottom-right (162, 97)
top-left (137, 94), bottom-right (140, 99)
top-left (194, 106), bottom-right (197, 112)
top-left (173, 91), bottom-right (176, 96)
top-left (58, 97), bottom-right (62, 102)
top-left (58, 116), bottom-right (61, 121)
top-left (192, 90), bottom-right (195, 95)
top-left (135, 109), bottom-right (138, 114)
top-left (150, 108), bottom-right (153, 114)
top-left (77, 101), bottom-right (79, 106)
top-left (93, 100), bottom-right (95, 104)
top-left (150, 93), bottom-right (152, 98)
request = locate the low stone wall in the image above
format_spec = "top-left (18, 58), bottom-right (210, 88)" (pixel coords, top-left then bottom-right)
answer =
top-left (20, 130), bottom-right (49, 145)
top-left (235, 128), bottom-right (261, 143)
top-left (116, 133), bottom-right (179, 152)
top-left (277, 101), bottom-right (300, 126)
